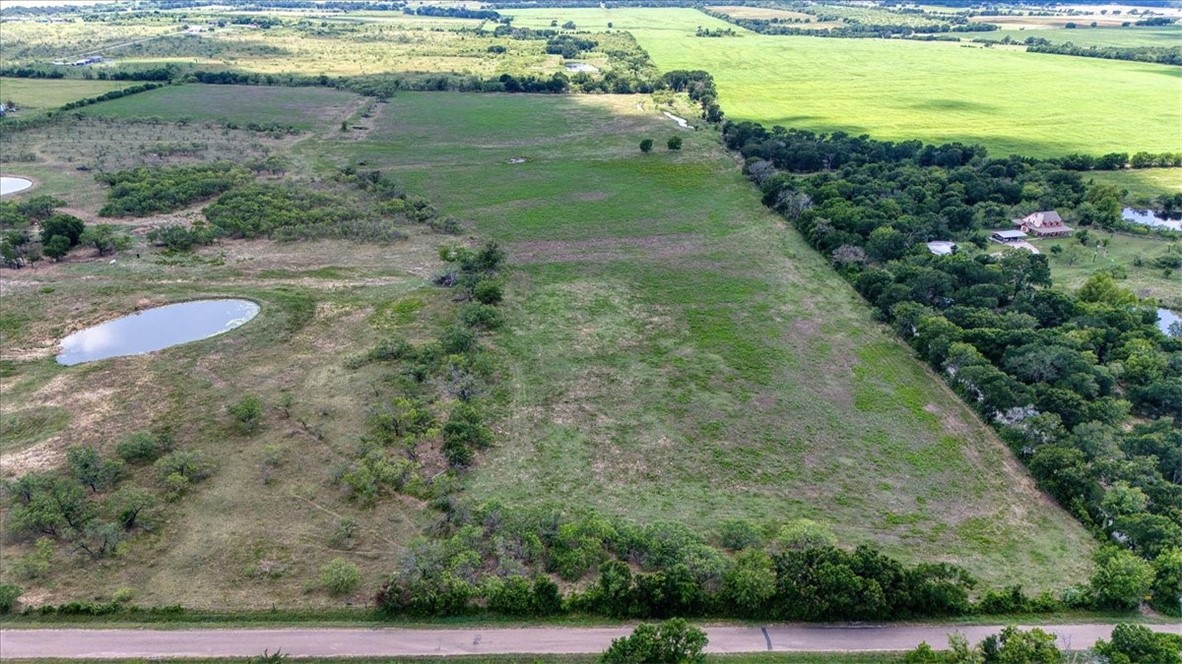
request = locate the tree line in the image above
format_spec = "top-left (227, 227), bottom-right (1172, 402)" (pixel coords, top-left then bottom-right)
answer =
top-left (717, 119), bottom-right (1180, 611)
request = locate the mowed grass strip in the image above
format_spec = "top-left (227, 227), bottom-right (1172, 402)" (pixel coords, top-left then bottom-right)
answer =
top-left (343, 92), bottom-right (1095, 590)
top-left (503, 8), bottom-right (1182, 158)
top-left (0, 77), bottom-right (139, 113)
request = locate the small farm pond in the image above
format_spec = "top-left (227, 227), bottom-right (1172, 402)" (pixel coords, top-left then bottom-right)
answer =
top-left (1, 176), bottom-right (34, 196)
top-left (1159, 308), bottom-right (1181, 337)
top-left (57, 299), bottom-right (260, 366)
top-left (1123, 208), bottom-right (1182, 232)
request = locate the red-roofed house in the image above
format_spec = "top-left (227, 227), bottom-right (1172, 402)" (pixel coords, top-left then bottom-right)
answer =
top-left (1013, 210), bottom-right (1073, 238)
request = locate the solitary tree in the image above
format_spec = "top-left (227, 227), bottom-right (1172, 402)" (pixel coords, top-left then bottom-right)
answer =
top-left (600, 619), bottom-right (708, 664)
top-left (667, 136), bottom-right (683, 150)
top-left (43, 235), bottom-right (71, 260)
top-left (639, 139), bottom-right (654, 153)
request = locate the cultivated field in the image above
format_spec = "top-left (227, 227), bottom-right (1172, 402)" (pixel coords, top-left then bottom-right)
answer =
top-left (349, 92), bottom-right (1095, 590)
top-left (500, 8), bottom-right (1182, 158)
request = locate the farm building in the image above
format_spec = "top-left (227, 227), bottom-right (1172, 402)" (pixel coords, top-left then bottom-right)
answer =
top-left (991, 230), bottom-right (1028, 244)
top-left (1013, 210), bottom-right (1073, 238)
top-left (926, 241), bottom-right (957, 256)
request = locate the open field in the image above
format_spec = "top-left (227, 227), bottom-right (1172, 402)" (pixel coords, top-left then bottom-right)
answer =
top-left (1087, 168), bottom-right (1182, 202)
top-left (1039, 232), bottom-right (1182, 308)
top-left (0, 77), bottom-right (136, 113)
top-left (503, 8), bottom-right (1182, 158)
top-left (341, 92), bottom-right (1096, 590)
top-left (75, 84), bottom-right (363, 131)
top-left (959, 25), bottom-right (1182, 47)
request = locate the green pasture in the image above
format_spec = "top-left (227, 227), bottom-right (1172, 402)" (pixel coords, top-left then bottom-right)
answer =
top-left (78, 84), bottom-right (361, 130)
top-left (0, 77), bottom-right (136, 113)
top-left (1087, 168), bottom-right (1182, 202)
top-left (503, 8), bottom-right (1182, 158)
top-left (960, 25), bottom-right (1182, 47)
top-left (1040, 232), bottom-right (1182, 308)
top-left (333, 91), bottom-right (1096, 590)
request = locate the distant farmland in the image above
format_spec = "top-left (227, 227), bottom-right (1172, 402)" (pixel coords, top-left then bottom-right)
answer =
top-left (504, 8), bottom-right (1182, 158)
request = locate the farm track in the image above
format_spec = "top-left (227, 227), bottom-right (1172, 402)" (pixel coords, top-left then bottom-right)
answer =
top-left (3, 623), bottom-right (1182, 658)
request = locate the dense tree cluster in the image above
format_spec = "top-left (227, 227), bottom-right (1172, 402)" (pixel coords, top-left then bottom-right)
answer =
top-left (721, 120), bottom-right (1181, 613)
top-left (700, 7), bottom-right (996, 39)
top-left (370, 502), bottom-right (1179, 620)
top-left (406, 5), bottom-right (498, 20)
top-left (0, 196), bottom-right (116, 266)
top-left (96, 162), bottom-right (251, 217)
top-left (545, 35), bottom-right (598, 58)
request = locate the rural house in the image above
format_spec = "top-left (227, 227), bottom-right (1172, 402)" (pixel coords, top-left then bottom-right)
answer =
top-left (1013, 210), bottom-right (1073, 238)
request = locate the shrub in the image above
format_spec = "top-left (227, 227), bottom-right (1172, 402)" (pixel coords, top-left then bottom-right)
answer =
top-left (459, 303), bottom-right (504, 330)
top-left (116, 431), bottom-right (173, 465)
top-left (98, 162), bottom-right (250, 217)
top-left (155, 450), bottom-right (213, 484)
top-left (719, 519), bottom-right (763, 550)
top-left (774, 518), bottom-right (837, 550)
top-left (229, 395), bottom-right (263, 434)
top-left (473, 279), bottom-right (503, 305)
top-left (1091, 546), bottom-right (1155, 609)
top-left (640, 139), bottom-right (654, 153)
top-left (600, 618), bottom-right (708, 664)
top-left (1094, 623), bottom-right (1182, 664)
top-left (439, 326), bottom-right (477, 354)
top-left (0, 583), bottom-right (22, 614)
top-left (667, 136), bottom-right (683, 150)
top-left (321, 558), bottom-right (362, 596)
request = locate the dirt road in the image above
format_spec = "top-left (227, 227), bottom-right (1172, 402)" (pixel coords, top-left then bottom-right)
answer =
top-left (2, 623), bottom-right (1181, 658)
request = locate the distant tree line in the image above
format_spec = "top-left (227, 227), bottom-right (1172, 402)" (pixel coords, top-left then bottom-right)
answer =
top-left (405, 5), bottom-right (499, 20)
top-left (699, 7), bottom-right (998, 39)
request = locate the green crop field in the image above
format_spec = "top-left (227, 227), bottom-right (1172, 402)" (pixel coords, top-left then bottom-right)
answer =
top-left (960, 25), bottom-right (1182, 47)
top-left (0, 77), bottom-right (138, 113)
top-left (504, 8), bottom-right (1182, 158)
top-left (337, 92), bottom-right (1095, 590)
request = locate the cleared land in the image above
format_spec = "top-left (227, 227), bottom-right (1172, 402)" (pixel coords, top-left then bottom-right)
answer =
top-left (76, 84), bottom-right (363, 130)
top-left (348, 92), bottom-right (1095, 590)
top-left (1040, 232), bottom-right (1182, 308)
top-left (503, 8), bottom-right (1182, 158)
top-left (1088, 168), bottom-right (1182, 201)
top-left (0, 77), bottom-right (137, 113)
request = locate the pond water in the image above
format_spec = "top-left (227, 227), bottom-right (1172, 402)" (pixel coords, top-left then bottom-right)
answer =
top-left (564, 62), bottom-right (599, 73)
top-left (1159, 308), bottom-right (1181, 337)
top-left (1, 176), bottom-right (33, 196)
top-left (57, 299), bottom-right (260, 366)
top-left (1123, 207), bottom-right (1182, 232)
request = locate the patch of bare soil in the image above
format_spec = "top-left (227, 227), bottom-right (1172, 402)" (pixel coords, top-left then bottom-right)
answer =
top-left (512, 234), bottom-right (704, 264)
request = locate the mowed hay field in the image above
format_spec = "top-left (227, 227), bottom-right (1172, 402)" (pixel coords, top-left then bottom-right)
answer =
top-left (0, 77), bottom-right (139, 113)
top-left (504, 8), bottom-right (1182, 158)
top-left (348, 92), bottom-right (1095, 589)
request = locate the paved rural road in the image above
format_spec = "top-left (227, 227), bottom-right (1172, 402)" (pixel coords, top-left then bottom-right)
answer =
top-left (3, 623), bottom-right (1182, 658)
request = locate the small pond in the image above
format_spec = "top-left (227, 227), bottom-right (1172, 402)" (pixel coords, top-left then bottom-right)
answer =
top-left (1123, 207), bottom-right (1182, 232)
top-left (1159, 308), bottom-right (1181, 337)
top-left (57, 299), bottom-right (260, 366)
top-left (1, 176), bottom-right (34, 196)
top-left (564, 62), bottom-right (599, 73)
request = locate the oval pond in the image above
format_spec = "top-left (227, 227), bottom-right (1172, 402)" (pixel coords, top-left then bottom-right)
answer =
top-left (57, 299), bottom-right (260, 366)
top-left (1, 176), bottom-right (34, 196)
